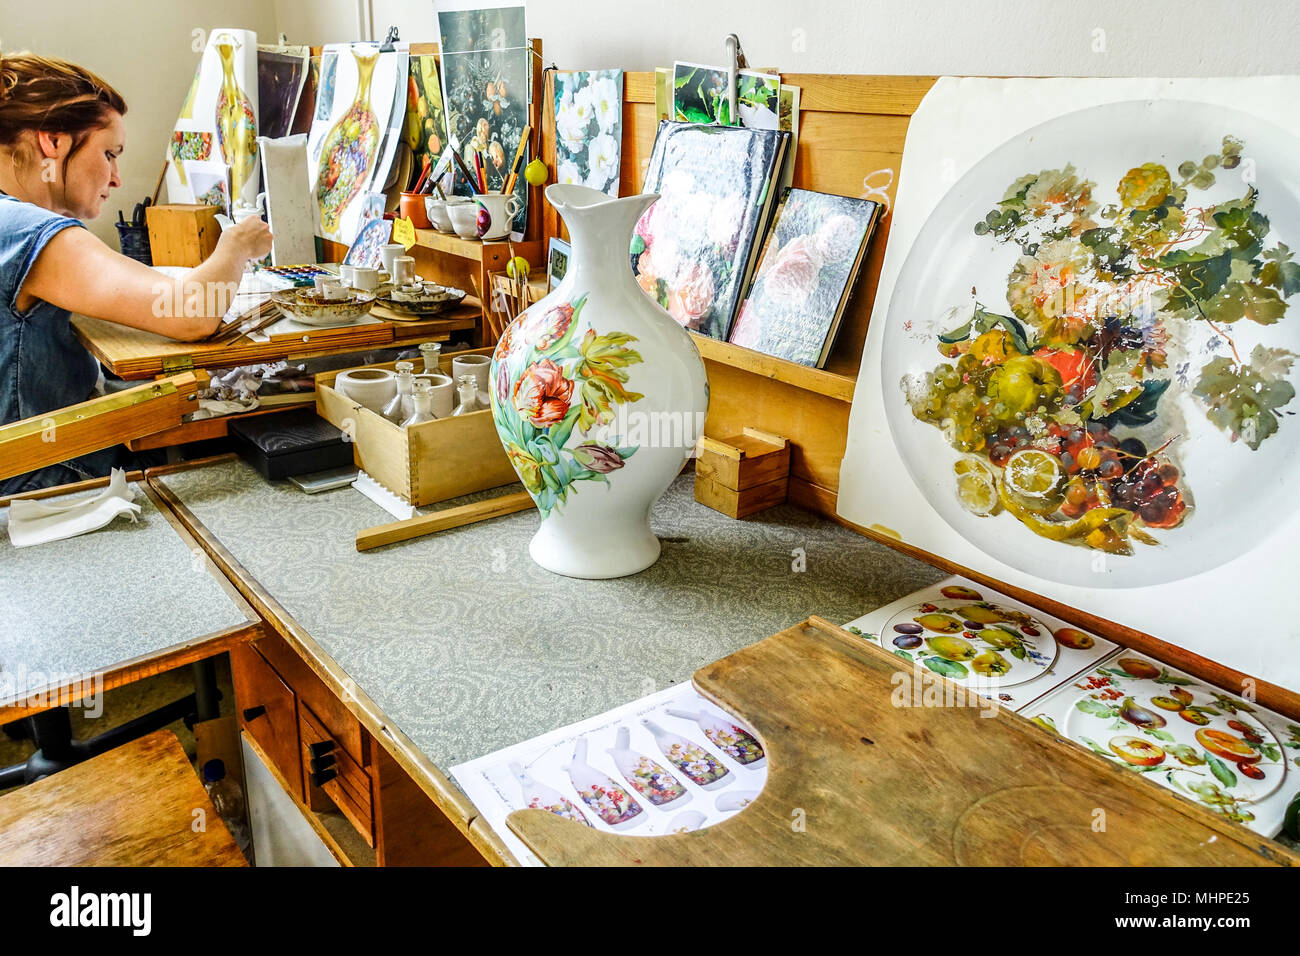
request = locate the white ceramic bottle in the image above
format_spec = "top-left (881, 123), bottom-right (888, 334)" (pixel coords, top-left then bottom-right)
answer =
top-left (562, 738), bottom-right (644, 830)
top-left (489, 183), bottom-right (709, 579)
top-left (382, 360), bottom-right (415, 424)
top-left (452, 374), bottom-right (486, 415)
top-left (665, 707), bottom-right (767, 768)
top-left (640, 719), bottom-right (732, 790)
top-left (606, 726), bottom-right (690, 808)
top-left (401, 380), bottom-right (437, 428)
top-left (507, 762), bottom-right (590, 827)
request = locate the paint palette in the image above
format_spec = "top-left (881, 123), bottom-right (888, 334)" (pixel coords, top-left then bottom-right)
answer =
top-left (1028, 650), bottom-right (1300, 835)
top-left (256, 264), bottom-right (335, 287)
top-left (843, 576), bottom-right (1117, 710)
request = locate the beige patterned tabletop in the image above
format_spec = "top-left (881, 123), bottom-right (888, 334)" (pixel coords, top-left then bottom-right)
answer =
top-left (158, 459), bottom-right (945, 768)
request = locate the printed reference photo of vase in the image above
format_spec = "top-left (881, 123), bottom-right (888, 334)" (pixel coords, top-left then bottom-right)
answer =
top-left (490, 183), bottom-right (710, 578)
top-left (316, 46), bottom-right (381, 235)
top-left (563, 738), bottom-right (644, 829)
top-left (666, 707), bottom-right (766, 768)
top-left (641, 719), bottom-right (732, 790)
top-left (607, 726), bottom-right (690, 807)
top-left (508, 762), bottom-right (590, 827)
top-left (214, 35), bottom-right (257, 206)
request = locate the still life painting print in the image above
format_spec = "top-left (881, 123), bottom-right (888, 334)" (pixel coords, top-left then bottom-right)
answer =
top-left (879, 99), bottom-right (1300, 591)
top-left (404, 55), bottom-right (448, 172)
top-left (730, 189), bottom-right (880, 367)
top-left (553, 70), bottom-right (623, 197)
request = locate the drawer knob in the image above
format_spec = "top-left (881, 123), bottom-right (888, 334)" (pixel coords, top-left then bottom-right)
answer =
top-left (311, 767), bottom-right (337, 787)
top-left (310, 753), bottom-right (337, 772)
top-left (242, 705), bottom-right (267, 722)
top-left (308, 740), bottom-right (335, 758)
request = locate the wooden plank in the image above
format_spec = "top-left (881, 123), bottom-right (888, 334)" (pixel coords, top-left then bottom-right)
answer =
top-left (0, 730), bottom-right (246, 866)
top-left (372, 745), bottom-right (489, 866)
top-left (355, 490), bottom-right (534, 552)
top-left (692, 336), bottom-right (856, 402)
top-left (125, 398), bottom-right (314, 452)
top-left (508, 618), bottom-right (1299, 867)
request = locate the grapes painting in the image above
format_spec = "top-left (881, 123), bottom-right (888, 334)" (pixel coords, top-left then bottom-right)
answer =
top-left (896, 112), bottom-right (1300, 571)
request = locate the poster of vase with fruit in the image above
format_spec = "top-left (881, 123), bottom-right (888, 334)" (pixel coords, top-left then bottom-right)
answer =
top-left (165, 28), bottom-right (259, 208)
top-left (306, 43), bottom-right (404, 244)
top-left (452, 682), bottom-right (767, 866)
top-left (839, 77), bottom-right (1300, 694)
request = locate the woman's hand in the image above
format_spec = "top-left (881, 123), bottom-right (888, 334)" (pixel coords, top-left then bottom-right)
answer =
top-left (217, 215), bottom-right (273, 264)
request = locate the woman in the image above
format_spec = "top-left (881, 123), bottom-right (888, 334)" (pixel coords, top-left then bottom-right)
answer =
top-left (0, 51), bottom-right (272, 494)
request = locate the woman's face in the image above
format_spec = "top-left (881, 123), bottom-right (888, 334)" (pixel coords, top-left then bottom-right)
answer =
top-left (55, 111), bottom-right (125, 220)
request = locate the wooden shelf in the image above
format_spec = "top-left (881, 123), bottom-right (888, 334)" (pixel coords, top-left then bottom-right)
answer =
top-left (691, 334), bottom-right (857, 403)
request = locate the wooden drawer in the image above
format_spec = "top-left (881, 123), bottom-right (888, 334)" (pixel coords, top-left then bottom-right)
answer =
top-left (254, 631), bottom-right (368, 769)
top-left (300, 703), bottom-right (374, 847)
top-left (231, 643), bottom-right (302, 802)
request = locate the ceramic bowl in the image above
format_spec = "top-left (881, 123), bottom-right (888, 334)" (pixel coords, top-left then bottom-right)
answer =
top-left (378, 283), bottom-right (467, 316)
top-left (335, 368), bottom-right (397, 413)
top-left (446, 201), bottom-right (480, 239)
top-left (271, 288), bottom-right (376, 328)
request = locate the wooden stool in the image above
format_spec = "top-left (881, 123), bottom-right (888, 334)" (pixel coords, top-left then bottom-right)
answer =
top-left (0, 730), bottom-right (246, 866)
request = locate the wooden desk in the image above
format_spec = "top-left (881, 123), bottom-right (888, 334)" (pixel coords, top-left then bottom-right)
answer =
top-left (0, 475), bottom-right (262, 721)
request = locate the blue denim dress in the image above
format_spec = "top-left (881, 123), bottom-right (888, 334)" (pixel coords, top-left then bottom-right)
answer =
top-left (0, 193), bottom-right (142, 495)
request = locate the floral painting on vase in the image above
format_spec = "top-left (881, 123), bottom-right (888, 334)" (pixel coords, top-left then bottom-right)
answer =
top-left (731, 188), bottom-right (881, 367)
top-left (553, 70), bottom-right (623, 197)
top-left (631, 121), bottom-right (788, 340)
top-left (491, 293), bottom-right (645, 517)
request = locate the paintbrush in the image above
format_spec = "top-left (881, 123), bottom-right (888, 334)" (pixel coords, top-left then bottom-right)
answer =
top-left (502, 123), bottom-right (532, 195)
top-left (450, 146), bottom-right (480, 194)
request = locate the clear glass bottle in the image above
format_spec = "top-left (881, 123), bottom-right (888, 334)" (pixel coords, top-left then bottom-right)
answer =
top-left (607, 726), bottom-right (690, 807)
top-left (418, 341), bottom-right (442, 375)
top-left (641, 718), bottom-right (732, 790)
top-left (665, 707), bottom-right (766, 768)
top-left (562, 738), bottom-right (644, 829)
top-left (201, 758), bottom-right (251, 852)
top-left (382, 360), bottom-right (415, 424)
top-left (508, 761), bottom-right (591, 826)
top-left (452, 373), bottom-right (485, 415)
top-left (401, 379), bottom-right (437, 428)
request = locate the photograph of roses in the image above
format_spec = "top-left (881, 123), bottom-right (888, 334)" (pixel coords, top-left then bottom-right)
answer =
top-left (730, 189), bottom-right (882, 367)
top-left (631, 122), bottom-right (790, 341)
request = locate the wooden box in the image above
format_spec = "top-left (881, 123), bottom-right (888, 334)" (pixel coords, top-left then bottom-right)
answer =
top-left (694, 427), bottom-right (790, 518)
top-left (315, 353), bottom-right (518, 506)
top-left (145, 203), bottom-right (222, 266)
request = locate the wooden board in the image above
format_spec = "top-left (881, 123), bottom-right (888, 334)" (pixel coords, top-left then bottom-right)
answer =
top-left (508, 618), bottom-right (1298, 866)
top-left (0, 730), bottom-right (246, 866)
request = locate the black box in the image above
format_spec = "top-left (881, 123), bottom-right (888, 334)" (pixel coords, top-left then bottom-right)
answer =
top-left (227, 407), bottom-right (354, 480)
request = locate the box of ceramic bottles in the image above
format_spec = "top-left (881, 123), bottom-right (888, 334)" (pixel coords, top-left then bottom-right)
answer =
top-left (315, 348), bottom-right (518, 506)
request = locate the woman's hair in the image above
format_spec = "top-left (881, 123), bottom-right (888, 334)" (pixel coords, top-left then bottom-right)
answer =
top-left (0, 50), bottom-right (127, 178)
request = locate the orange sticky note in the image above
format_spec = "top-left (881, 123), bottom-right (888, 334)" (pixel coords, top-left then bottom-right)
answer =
top-left (392, 216), bottom-right (417, 250)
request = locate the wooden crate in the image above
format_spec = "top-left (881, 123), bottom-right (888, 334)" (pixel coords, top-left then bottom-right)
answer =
top-left (315, 350), bottom-right (517, 506)
top-left (694, 427), bottom-right (790, 518)
top-left (145, 203), bottom-right (222, 266)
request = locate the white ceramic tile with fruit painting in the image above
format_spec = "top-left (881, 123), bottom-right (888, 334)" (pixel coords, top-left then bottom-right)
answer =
top-left (1026, 649), bottom-right (1300, 836)
top-left (843, 576), bottom-right (1117, 711)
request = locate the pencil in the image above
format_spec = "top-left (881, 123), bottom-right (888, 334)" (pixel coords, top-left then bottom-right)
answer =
top-left (502, 123), bottom-right (531, 195)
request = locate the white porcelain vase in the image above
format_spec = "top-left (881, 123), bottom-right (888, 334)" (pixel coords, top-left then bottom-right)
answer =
top-left (490, 184), bottom-right (709, 578)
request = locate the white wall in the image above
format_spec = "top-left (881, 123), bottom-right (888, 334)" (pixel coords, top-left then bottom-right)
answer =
top-left (3, 1), bottom-right (278, 243)
top-left (274, 0), bottom-right (1300, 75)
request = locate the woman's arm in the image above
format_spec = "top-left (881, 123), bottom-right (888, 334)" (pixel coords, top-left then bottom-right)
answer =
top-left (19, 216), bottom-right (273, 342)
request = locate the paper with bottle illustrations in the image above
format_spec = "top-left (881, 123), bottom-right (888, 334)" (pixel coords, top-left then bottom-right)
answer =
top-left (451, 682), bottom-right (769, 866)
top-left (436, 0), bottom-right (530, 233)
top-left (632, 121), bottom-right (788, 340)
top-left (165, 28), bottom-right (259, 209)
top-left (553, 70), bottom-right (623, 197)
top-left (306, 43), bottom-right (405, 245)
top-left (1027, 648), bottom-right (1300, 836)
top-left (730, 189), bottom-right (881, 367)
top-left (842, 574), bottom-right (1117, 712)
top-left (838, 77), bottom-right (1300, 694)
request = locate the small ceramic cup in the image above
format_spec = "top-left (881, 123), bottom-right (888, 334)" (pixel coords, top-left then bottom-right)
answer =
top-left (380, 243), bottom-right (405, 275)
top-left (475, 194), bottom-right (523, 241)
top-left (313, 277), bottom-right (347, 301)
top-left (399, 191), bottom-right (431, 228)
top-left (351, 266), bottom-right (380, 291)
top-left (337, 263), bottom-right (356, 286)
top-left (335, 368), bottom-right (396, 414)
top-left (414, 372), bottom-right (455, 419)
top-left (424, 196), bottom-right (452, 233)
top-left (452, 354), bottom-right (492, 405)
top-left (447, 200), bottom-right (480, 239)
top-left (392, 255), bottom-right (416, 286)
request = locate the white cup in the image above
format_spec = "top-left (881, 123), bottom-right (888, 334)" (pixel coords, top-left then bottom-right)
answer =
top-left (335, 368), bottom-right (396, 414)
top-left (414, 372), bottom-right (455, 419)
top-left (380, 243), bottom-right (405, 275)
top-left (425, 196), bottom-right (452, 233)
top-left (393, 256), bottom-right (416, 286)
top-left (447, 201), bottom-right (480, 239)
top-left (337, 263), bottom-right (356, 286)
top-left (452, 354), bottom-right (491, 404)
top-left (351, 266), bottom-right (380, 291)
top-left (475, 194), bottom-right (523, 241)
